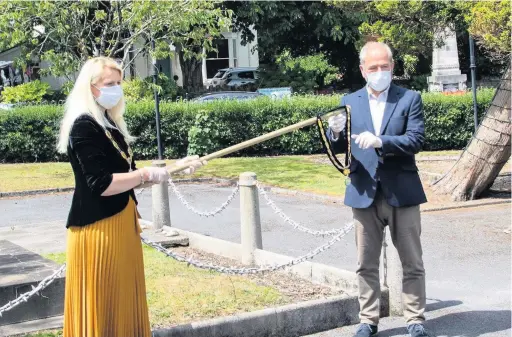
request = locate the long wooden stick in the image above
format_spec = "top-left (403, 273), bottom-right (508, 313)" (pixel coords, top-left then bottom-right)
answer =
top-left (166, 106), bottom-right (347, 174)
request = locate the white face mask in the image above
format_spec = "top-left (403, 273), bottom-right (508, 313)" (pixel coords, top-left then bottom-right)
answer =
top-left (94, 85), bottom-right (123, 109)
top-left (365, 70), bottom-right (392, 92)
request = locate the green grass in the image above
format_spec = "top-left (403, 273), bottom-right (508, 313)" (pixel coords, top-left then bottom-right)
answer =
top-left (0, 162), bottom-right (75, 192)
top-left (0, 151), bottom-right (461, 195)
top-left (39, 246), bottom-right (283, 331)
top-left (194, 156), bottom-right (347, 195)
top-left (16, 332), bottom-right (62, 337)
top-left (0, 157), bottom-right (347, 195)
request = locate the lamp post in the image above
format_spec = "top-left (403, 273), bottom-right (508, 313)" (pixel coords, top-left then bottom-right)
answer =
top-left (151, 38), bottom-right (164, 159)
top-left (469, 35), bottom-right (478, 132)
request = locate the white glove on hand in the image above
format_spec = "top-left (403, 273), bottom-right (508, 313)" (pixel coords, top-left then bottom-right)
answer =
top-left (176, 155), bottom-right (207, 175)
top-left (143, 167), bottom-right (170, 183)
top-left (351, 132), bottom-right (383, 149)
top-left (328, 112), bottom-right (347, 133)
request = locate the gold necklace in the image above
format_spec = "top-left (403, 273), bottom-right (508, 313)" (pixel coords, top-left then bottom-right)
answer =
top-left (104, 129), bottom-right (133, 171)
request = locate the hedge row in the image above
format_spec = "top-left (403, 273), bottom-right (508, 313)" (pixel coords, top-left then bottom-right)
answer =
top-left (0, 89), bottom-right (494, 163)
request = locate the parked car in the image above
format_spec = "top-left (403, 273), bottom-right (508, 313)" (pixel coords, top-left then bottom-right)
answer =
top-left (191, 91), bottom-right (262, 102)
top-left (207, 68), bottom-right (231, 88)
top-left (219, 67), bottom-right (259, 88)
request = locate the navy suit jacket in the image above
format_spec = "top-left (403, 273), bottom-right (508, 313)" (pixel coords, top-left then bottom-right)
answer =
top-left (328, 84), bottom-right (427, 208)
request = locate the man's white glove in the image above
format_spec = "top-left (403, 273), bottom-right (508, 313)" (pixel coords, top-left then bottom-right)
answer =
top-left (328, 112), bottom-right (347, 133)
top-left (143, 167), bottom-right (170, 183)
top-left (176, 155), bottom-right (207, 175)
top-left (351, 132), bottom-right (383, 149)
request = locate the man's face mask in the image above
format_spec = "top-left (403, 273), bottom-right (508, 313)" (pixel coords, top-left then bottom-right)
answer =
top-left (365, 70), bottom-right (392, 92)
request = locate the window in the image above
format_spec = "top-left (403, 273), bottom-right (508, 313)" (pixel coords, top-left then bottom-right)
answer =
top-left (206, 39), bottom-right (230, 78)
top-left (237, 71), bottom-right (254, 79)
top-left (206, 59), bottom-right (229, 79)
top-left (207, 39), bottom-right (229, 59)
top-left (213, 70), bottom-right (227, 79)
top-left (205, 38), bottom-right (237, 79)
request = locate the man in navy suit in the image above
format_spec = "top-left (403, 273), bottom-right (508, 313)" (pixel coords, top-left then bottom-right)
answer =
top-left (328, 42), bottom-right (431, 337)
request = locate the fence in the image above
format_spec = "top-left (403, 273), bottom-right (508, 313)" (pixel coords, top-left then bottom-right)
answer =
top-left (0, 165), bottom-right (403, 318)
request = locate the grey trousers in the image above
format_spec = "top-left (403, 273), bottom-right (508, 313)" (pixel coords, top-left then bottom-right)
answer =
top-left (353, 191), bottom-right (426, 326)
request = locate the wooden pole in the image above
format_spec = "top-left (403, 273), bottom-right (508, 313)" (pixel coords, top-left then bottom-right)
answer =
top-left (165, 106), bottom-right (347, 174)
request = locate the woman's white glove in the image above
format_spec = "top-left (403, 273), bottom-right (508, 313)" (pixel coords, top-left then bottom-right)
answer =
top-left (142, 167), bottom-right (170, 183)
top-left (328, 112), bottom-right (347, 133)
top-left (176, 155), bottom-right (207, 175)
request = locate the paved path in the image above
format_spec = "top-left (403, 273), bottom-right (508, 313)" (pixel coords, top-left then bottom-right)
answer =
top-left (0, 184), bottom-right (510, 336)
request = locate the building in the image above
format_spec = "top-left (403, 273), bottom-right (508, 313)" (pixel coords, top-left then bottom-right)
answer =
top-left (0, 28), bottom-right (259, 90)
top-left (0, 46), bottom-right (69, 90)
top-left (130, 29), bottom-right (259, 87)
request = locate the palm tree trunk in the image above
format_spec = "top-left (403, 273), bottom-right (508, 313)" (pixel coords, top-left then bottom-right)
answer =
top-left (432, 63), bottom-right (511, 201)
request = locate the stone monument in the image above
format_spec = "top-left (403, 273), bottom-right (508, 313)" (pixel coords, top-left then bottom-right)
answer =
top-left (428, 26), bottom-right (467, 92)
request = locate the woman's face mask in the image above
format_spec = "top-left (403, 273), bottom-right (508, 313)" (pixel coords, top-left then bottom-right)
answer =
top-left (93, 84), bottom-right (123, 109)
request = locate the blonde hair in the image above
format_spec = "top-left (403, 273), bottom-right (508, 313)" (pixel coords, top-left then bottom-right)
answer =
top-left (57, 56), bottom-right (135, 154)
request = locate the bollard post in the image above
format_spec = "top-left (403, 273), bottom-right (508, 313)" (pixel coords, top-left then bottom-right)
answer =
top-left (152, 160), bottom-right (171, 230)
top-left (239, 172), bottom-right (263, 265)
top-left (382, 227), bottom-right (403, 316)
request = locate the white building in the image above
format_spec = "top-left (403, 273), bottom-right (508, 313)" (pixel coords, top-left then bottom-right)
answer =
top-left (130, 29), bottom-right (259, 87)
top-left (0, 46), bottom-right (69, 90)
top-left (0, 29), bottom-right (259, 90)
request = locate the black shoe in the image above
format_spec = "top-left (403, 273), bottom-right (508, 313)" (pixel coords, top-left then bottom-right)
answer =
top-left (407, 323), bottom-right (433, 337)
top-left (353, 323), bottom-right (378, 337)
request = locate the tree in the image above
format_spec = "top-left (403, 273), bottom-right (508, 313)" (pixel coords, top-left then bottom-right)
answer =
top-left (329, 0), bottom-right (468, 77)
top-left (456, 0), bottom-right (511, 62)
top-left (224, 1), bottom-right (366, 88)
top-left (429, 1), bottom-right (511, 201)
top-left (329, 0), bottom-right (511, 201)
top-left (259, 51), bottom-right (339, 93)
top-left (0, 0), bottom-right (230, 85)
top-left (432, 65), bottom-right (510, 200)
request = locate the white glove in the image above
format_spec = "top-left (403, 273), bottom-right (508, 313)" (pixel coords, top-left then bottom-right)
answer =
top-left (176, 155), bottom-right (207, 175)
top-left (328, 112), bottom-right (347, 133)
top-left (351, 132), bottom-right (383, 149)
top-left (143, 166), bottom-right (169, 183)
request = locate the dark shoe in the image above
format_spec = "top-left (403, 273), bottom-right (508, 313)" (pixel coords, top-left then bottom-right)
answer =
top-left (353, 323), bottom-right (378, 337)
top-left (407, 323), bottom-right (433, 337)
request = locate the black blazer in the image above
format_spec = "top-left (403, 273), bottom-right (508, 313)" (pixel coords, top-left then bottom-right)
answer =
top-left (66, 114), bottom-right (138, 228)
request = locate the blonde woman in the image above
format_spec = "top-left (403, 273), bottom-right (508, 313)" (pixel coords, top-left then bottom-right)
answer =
top-left (57, 56), bottom-right (204, 337)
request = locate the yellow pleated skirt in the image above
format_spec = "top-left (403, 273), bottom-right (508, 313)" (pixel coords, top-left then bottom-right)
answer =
top-left (63, 198), bottom-right (151, 337)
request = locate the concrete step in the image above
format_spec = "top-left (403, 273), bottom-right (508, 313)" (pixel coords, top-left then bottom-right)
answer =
top-left (0, 315), bottom-right (63, 337)
top-left (0, 240), bottom-right (65, 326)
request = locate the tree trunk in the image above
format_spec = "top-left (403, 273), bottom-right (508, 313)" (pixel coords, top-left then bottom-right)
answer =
top-left (177, 44), bottom-right (203, 93)
top-left (432, 64), bottom-right (511, 201)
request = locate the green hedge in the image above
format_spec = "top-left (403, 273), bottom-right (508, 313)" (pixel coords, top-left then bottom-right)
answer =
top-left (422, 90), bottom-right (494, 150)
top-left (0, 89), bottom-right (495, 163)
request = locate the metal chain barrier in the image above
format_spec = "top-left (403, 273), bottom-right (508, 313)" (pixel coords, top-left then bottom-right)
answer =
top-left (256, 181), bottom-right (350, 237)
top-left (167, 178), bottom-right (240, 217)
top-left (135, 186), bottom-right (145, 196)
top-left (0, 264), bottom-right (65, 317)
top-left (135, 179), bottom-right (239, 217)
top-left (0, 222), bottom-right (354, 315)
top-left (142, 221), bottom-right (354, 275)
top-left (0, 178), bottom-right (355, 315)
